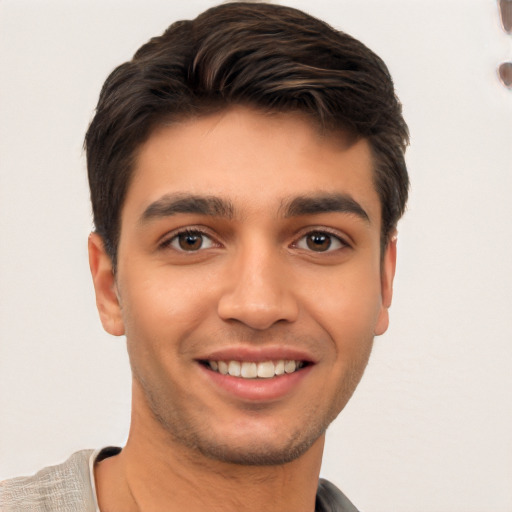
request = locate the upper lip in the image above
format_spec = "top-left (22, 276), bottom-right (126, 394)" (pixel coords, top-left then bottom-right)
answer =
top-left (197, 346), bottom-right (317, 364)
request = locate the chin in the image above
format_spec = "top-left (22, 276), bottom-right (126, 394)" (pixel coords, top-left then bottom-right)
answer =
top-left (158, 407), bottom-right (333, 467)
top-left (189, 431), bottom-right (322, 466)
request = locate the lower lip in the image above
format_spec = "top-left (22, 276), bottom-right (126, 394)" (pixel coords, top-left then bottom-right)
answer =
top-left (198, 363), bottom-right (313, 402)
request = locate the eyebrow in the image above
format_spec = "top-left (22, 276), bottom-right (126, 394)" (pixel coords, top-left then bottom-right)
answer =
top-left (140, 194), bottom-right (235, 223)
top-left (139, 192), bottom-right (370, 224)
top-left (282, 193), bottom-right (370, 222)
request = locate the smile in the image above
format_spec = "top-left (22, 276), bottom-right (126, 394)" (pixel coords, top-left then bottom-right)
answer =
top-left (206, 360), bottom-right (305, 379)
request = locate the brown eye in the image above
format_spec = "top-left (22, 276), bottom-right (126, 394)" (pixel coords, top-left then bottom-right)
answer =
top-left (178, 233), bottom-right (203, 251)
top-left (168, 231), bottom-right (214, 252)
top-left (306, 233), bottom-right (331, 251)
top-left (296, 231), bottom-right (345, 253)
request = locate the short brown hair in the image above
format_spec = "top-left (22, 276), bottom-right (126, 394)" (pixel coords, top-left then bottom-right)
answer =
top-left (85, 2), bottom-right (409, 267)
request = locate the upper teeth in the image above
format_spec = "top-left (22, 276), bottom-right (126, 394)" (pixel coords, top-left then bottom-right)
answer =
top-left (209, 360), bottom-right (303, 379)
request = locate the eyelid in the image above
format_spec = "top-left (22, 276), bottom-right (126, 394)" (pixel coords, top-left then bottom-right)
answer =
top-left (157, 225), bottom-right (351, 252)
top-left (158, 225), bottom-right (222, 251)
top-left (291, 227), bottom-right (352, 251)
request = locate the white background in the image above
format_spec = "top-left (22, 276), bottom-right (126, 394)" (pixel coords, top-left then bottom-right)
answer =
top-left (1, 1), bottom-right (511, 511)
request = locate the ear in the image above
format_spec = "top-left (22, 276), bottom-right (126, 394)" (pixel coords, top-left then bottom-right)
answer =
top-left (374, 234), bottom-right (398, 336)
top-left (88, 233), bottom-right (125, 336)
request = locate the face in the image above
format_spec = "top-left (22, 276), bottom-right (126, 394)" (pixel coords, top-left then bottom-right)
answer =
top-left (89, 107), bottom-right (396, 466)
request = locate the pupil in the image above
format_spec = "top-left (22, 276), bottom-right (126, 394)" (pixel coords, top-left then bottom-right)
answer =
top-left (179, 233), bottom-right (202, 251)
top-left (307, 233), bottom-right (331, 251)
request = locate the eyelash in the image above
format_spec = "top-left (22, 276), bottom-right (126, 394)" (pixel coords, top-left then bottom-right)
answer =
top-left (160, 227), bottom-right (350, 253)
top-left (160, 228), bottom-right (220, 252)
top-left (292, 229), bottom-right (350, 253)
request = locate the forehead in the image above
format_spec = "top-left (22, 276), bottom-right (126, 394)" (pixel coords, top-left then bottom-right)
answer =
top-left (123, 107), bottom-right (380, 225)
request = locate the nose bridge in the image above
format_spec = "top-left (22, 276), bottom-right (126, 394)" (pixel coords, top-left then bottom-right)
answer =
top-left (217, 234), bottom-right (299, 329)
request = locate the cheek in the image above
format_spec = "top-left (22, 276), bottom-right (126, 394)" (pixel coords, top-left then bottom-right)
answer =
top-left (298, 266), bottom-right (382, 312)
top-left (301, 266), bottom-right (383, 342)
top-left (119, 266), bottom-right (218, 345)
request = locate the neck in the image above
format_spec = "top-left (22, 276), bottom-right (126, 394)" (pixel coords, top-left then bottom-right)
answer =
top-left (95, 395), bottom-right (324, 512)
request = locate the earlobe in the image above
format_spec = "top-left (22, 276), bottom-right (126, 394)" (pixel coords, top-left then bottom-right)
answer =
top-left (374, 235), bottom-right (397, 336)
top-left (88, 233), bottom-right (125, 336)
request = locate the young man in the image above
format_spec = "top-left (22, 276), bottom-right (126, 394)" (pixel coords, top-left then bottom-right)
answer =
top-left (0, 2), bottom-right (409, 511)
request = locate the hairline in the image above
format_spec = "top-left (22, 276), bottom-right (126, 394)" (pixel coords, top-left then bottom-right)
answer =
top-left (103, 106), bottom-right (393, 272)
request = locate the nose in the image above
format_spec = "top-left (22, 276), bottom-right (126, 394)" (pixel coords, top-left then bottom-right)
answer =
top-left (217, 243), bottom-right (299, 330)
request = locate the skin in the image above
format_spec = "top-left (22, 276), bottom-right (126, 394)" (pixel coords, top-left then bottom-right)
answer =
top-left (88, 107), bottom-right (397, 512)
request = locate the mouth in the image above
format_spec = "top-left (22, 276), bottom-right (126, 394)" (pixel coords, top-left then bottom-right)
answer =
top-left (202, 359), bottom-right (307, 379)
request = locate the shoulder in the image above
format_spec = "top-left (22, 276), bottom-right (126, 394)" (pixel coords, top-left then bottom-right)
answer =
top-left (316, 478), bottom-right (360, 512)
top-left (0, 449), bottom-right (96, 512)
